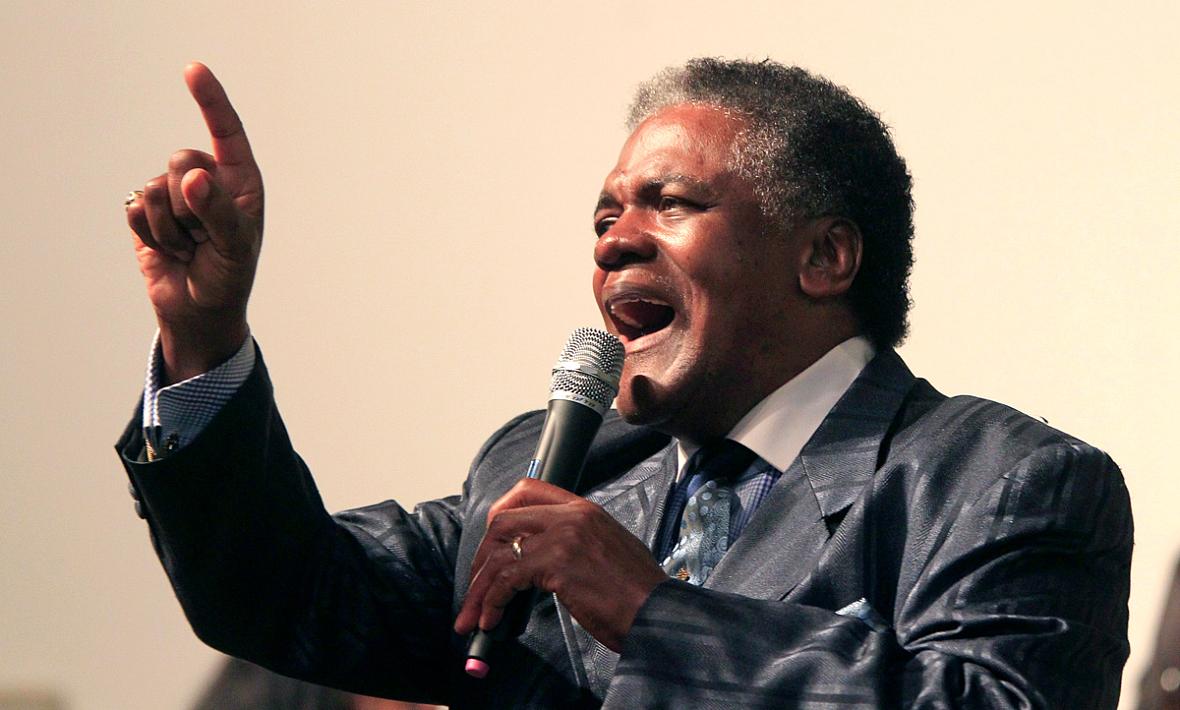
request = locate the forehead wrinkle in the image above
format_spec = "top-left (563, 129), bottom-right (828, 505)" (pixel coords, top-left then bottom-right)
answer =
top-left (599, 171), bottom-right (720, 208)
top-left (643, 173), bottom-right (714, 195)
top-left (598, 111), bottom-right (742, 212)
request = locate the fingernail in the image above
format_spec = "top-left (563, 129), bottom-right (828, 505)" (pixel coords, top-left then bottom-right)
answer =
top-left (174, 250), bottom-right (194, 263)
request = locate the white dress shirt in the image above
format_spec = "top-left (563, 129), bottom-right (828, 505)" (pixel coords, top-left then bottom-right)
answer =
top-left (676, 335), bottom-right (876, 477)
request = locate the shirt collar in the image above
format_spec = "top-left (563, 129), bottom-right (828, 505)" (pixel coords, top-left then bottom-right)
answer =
top-left (675, 336), bottom-right (876, 475)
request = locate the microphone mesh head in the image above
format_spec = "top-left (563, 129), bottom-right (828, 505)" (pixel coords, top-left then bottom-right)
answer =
top-left (549, 328), bottom-right (624, 412)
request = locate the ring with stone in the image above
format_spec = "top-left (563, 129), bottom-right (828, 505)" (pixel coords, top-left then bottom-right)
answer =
top-left (511, 535), bottom-right (524, 562)
top-left (124, 190), bottom-right (144, 208)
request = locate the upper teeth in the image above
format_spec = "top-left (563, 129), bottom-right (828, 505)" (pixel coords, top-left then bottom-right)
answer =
top-left (610, 298), bottom-right (664, 329)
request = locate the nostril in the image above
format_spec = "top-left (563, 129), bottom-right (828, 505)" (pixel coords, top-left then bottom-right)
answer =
top-left (594, 231), bottom-right (657, 270)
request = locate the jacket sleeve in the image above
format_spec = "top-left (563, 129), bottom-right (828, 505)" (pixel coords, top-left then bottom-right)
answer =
top-left (116, 346), bottom-right (483, 704)
top-left (606, 442), bottom-right (1132, 709)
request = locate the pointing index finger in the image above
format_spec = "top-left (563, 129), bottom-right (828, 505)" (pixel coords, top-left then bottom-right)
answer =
top-left (184, 62), bottom-right (255, 168)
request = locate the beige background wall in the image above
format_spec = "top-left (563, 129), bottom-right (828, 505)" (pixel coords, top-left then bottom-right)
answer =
top-left (2, 2), bottom-right (1176, 707)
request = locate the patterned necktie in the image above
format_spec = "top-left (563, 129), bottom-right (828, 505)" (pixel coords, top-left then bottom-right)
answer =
top-left (659, 440), bottom-right (756, 585)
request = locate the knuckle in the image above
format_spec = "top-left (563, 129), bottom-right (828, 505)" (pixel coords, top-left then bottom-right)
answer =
top-left (144, 180), bottom-right (168, 200)
top-left (556, 526), bottom-right (582, 549)
top-left (486, 503), bottom-right (504, 526)
top-left (125, 202), bottom-right (145, 224)
top-left (495, 566), bottom-right (517, 585)
top-left (570, 500), bottom-right (598, 522)
top-left (168, 149), bottom-right (211, 171)
top-left (484, 512), bottom-right (518, 541)
top-left (167, 151), bottom-right (189, 171)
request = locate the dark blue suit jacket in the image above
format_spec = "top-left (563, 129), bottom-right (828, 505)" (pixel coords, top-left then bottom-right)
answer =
top-left (116, 348), bottom-right (1132, 708)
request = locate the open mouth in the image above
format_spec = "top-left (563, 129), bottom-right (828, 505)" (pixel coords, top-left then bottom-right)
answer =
top-left (606, 295), bottom-right (676, 342)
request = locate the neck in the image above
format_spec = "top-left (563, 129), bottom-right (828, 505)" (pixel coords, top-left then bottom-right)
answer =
top-left (669, 327), bottom-right (864, 448)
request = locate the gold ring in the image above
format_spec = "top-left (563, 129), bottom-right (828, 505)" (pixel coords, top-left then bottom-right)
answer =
top-left (511, 535), bottom-right (524, 561)
top-left (124, 190), bottom-right (144, 208)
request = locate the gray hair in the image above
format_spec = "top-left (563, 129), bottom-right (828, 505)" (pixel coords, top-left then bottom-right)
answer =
top-left (628, 58), bottom-right (915, 348)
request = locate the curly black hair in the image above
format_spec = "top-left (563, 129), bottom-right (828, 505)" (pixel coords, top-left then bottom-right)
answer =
top-left (629, 58), bottom-right (915, 348)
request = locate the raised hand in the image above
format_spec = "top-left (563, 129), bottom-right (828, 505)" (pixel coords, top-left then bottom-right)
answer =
top-left (125, 62), bottom-right (264, 383)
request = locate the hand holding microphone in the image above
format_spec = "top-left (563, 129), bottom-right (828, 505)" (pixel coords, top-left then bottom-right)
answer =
top-left (456, 328), bottom-right (668, 677)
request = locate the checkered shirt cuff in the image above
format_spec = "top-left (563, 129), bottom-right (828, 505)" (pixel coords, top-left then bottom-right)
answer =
top-left (141, 330), bottom-right (255, 458)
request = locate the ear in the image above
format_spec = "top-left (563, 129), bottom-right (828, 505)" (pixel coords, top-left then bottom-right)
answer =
top-left (798, 217), bottom-right (862, 299)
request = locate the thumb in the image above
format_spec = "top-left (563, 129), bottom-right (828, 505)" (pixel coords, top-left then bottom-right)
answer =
top-left (181, 168), bottom-right (255, 259)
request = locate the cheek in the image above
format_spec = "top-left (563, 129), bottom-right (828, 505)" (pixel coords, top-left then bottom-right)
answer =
top-left (591, 260), bottom-right (609, 289)
top-left (590, 270), bottom-right (609, 313)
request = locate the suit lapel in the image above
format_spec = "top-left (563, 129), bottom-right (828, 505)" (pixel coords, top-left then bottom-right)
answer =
top-left (558, 440), bottom-right (678, 697)
top-left (586, 442), bottom-right (678, 546)
top-left (705, 349), bottom-right (915, 600)
top-left (552, 350), bottom-right (915, 693)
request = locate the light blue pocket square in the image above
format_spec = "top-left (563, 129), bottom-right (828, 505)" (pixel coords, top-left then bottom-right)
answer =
top-left (836, 598), bottom-right (891, 632)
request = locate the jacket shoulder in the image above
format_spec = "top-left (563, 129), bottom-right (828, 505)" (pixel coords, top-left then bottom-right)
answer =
top-left (884, 384), bottom-right (1127, 531)
top-left (900, 387), bottom-right (1111, 467)
top-left (467, 409), bottom-right (671, 495)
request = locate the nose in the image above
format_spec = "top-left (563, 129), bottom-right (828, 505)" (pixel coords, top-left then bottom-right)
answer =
top-left (593, 214), bottom-right (657, 270)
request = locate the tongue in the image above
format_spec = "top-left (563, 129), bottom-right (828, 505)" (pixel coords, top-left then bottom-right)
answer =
top-left (611, 299), bottom-right (675, 338)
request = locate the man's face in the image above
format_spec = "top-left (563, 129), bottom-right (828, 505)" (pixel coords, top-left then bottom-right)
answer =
top-left (592, 104), bottom-right (812, 443)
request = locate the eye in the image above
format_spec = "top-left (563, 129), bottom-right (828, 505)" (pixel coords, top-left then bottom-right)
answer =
top-left (658, 195), bottom-right (689, 211)
top-left (594, 216), bottom-right (618, 237)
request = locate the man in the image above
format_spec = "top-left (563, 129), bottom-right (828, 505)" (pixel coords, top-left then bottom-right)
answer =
top-left (118, 58), bottom-right (1132, 707)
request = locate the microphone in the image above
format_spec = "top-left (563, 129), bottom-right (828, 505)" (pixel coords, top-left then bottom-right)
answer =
top-left (464, 327), bottom-right (624, 679)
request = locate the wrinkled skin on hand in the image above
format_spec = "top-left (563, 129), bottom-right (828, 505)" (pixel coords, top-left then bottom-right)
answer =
top-left (454, 479), bottom-right (669, 652)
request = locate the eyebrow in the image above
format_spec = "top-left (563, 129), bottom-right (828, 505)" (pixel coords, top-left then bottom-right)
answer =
top-left (594, 174), bottom-right (716, 214)
top-left (652, 174), bottom-right (712, 193)
top-left (595, 192), bottom-right (620, 214)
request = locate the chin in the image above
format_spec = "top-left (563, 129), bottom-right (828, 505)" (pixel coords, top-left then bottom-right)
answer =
top-left (612, 380), bottom-right (644, 423)
top-left (613, 372), bottom-right (684, 434)
top-left (607, 324), bottom-right (719, 436)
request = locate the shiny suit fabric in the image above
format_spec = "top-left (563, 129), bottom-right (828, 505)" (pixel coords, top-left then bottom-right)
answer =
top-left (116, 347), bottom-right (1132, 708)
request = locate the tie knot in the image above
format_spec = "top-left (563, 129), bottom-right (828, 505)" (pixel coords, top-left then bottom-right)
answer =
top-left (682, 439), bottom-right (756, 498)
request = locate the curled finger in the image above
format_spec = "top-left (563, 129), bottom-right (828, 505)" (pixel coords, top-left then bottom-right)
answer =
top-left (125, 190), bottom-right (161, 252)
top-left (472, 505), bottom-right (557, 576)
top-left (486, 478), bottom-right (580, 526)
top-left (143, 177), bottom-right (194, 262)
top-left (455, 536), bottom-right (517, 634)
top-left (478, 555), bottom-right (536, 631)
top-left (167, 148), bottom-right (217, 230)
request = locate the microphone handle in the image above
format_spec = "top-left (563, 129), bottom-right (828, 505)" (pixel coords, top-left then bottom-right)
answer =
top-left (464, 399), bottom-right (605, 677)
